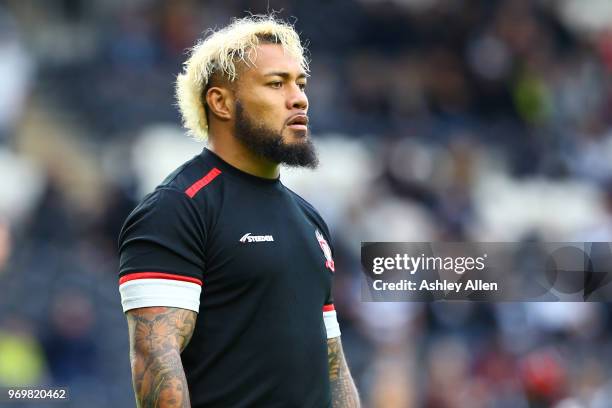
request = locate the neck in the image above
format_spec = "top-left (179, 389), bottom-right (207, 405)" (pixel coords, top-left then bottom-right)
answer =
top-left (207, 131), bottom-right (280, 179)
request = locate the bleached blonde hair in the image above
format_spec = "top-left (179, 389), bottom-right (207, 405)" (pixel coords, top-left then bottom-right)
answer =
top-left (175, 15), bottom-right (309, 140)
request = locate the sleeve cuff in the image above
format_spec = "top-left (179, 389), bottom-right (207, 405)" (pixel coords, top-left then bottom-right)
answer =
top-left (119, 278), bottom-right (202, 313)
top-left (323, 306), bottom-right (341, 339)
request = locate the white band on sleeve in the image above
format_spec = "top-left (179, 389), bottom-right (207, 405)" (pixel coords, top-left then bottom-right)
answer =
top-left (120, 279), bottom-right (201, 313)
top-left (323, 309), bottom-right (341, 339)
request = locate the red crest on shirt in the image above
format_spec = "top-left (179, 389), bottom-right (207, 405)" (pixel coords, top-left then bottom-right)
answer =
top-left (315, 229), bottom-right (335, 272)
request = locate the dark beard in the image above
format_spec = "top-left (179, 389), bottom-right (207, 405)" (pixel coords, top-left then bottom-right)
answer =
top-left (234, 102), bottom-right (318, 168)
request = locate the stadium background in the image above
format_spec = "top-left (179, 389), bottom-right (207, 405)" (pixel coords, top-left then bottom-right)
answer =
top-left (1, 0), bottom-right (612, 407)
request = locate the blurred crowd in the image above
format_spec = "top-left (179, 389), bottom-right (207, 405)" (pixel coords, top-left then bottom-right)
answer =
top-left (2, 0), bottom-right (612, 407)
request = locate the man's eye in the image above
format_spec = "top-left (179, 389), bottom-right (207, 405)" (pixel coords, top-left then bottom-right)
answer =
top-left (298, 83), bottom-right (307, 91)
top-left (268, 82), bottom-right (282, 88)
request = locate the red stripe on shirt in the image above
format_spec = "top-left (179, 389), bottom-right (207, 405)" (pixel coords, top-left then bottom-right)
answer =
top-left (323, 304), bottom-right (335, 312)
top-left (185, 167), bottom-right (221, 198)
top-left (119, 272), bottom-right (203, 286)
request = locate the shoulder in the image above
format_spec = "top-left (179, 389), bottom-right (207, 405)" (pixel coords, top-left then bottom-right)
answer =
top-left (158, 154), bottom-right (223, 200)
top-left (119, 154), bottom-right (223, 243)
top-left (129, 153), bottom-right (225, 218)
top-left (285, 186), bottom-right (332, 237)
top-left (119, 152), bottom-right (230, 246)
top-left (126, 187), bottom-right (195, 223)
top-left (285, 187), bottom-right (320, 217)
top-left (118, 187), bottom-right (204, 251)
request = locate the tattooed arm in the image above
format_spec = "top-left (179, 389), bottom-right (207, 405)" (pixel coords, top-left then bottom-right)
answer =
top-left (328, 337), bottom-right (360, 408)
top-left (126, 307), bottom-right (196, 408)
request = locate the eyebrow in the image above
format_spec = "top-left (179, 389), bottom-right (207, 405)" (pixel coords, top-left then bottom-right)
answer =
top-left (263, 72), bottom-right (308, 79)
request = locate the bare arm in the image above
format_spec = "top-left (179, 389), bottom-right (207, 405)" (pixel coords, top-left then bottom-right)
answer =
top-left (328, 337), bottom-right (360, 408)
top-left (126, 307), bottom-right (197, 408)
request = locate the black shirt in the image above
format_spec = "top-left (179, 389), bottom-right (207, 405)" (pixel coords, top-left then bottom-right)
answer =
top-left (118, 148), bottom-right (339, 408)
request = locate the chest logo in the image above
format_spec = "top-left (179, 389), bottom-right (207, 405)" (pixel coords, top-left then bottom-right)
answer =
top-left (239, 233), bottom-right (274, 243)
top-left (315, 229), bottom-right (335, 272)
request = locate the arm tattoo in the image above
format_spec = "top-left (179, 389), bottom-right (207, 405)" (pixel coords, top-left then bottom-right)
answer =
top-left (127, 307), bottom-right (197, 408)
top-left (328, 337), bottom-right (360, 408)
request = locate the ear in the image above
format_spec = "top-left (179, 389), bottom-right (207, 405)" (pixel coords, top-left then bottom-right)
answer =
top-left (205, 87), bottom-right (234, 121)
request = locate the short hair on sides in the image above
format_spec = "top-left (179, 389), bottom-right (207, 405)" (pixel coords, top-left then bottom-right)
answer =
top-left (175, 14), bottom-right (309, 141)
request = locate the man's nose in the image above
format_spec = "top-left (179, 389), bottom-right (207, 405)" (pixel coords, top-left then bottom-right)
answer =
top-left (287, 85), bottom-right (308, 111)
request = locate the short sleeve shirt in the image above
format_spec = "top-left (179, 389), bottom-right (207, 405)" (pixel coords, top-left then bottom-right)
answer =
top-left (118, 149), bottom-right (340, 408)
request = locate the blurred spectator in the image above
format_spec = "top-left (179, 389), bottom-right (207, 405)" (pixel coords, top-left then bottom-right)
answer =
top-left (0, 316), bottom-right (46, 387)
top-left (0, 6), bottom-right (33, 140)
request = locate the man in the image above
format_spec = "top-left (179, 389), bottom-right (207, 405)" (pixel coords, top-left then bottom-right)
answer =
top-left (118, 15), bottom-right (360, 408)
